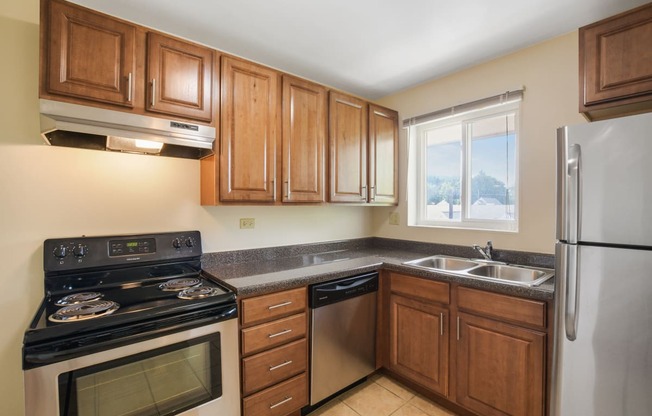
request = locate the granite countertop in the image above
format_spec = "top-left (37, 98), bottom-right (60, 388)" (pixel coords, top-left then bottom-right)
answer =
top-left (201, 238), bottom-right (555, 301)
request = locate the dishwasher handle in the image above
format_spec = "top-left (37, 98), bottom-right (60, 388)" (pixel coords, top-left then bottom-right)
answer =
top-left (309, 272), bottom-right (378, 309)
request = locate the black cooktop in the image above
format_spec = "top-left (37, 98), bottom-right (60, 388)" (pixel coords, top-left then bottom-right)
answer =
top-left (23, 231), bottom-right (237, 369)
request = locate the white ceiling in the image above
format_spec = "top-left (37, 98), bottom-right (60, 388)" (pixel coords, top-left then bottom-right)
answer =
top-left (72, 0), bottom-right (648, 99)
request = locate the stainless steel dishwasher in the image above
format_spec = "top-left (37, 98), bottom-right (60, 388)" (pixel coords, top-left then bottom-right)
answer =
top-left (309, 271), bottom-right (378, 405)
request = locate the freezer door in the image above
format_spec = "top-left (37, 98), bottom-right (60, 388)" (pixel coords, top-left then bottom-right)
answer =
top-left (557, 112), bottom-right (652, 246)
top-left (551, 243), bottom-right (652, 416)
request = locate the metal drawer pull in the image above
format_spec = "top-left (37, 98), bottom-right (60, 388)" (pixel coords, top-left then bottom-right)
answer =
top-left (268, 329), bottom-right (292, 338)
top-left (269, 360), bottom-right (293, 371)
top-left (151, 79), bottom-right (156, 107)
top-left (126, 72), bottom-right (132, 102)
top-left (269, 396), bottom-right (293, 409)
top-left (440, 313), bottom-right (444, 336)
top-left (268, 301), bottom-right (292, 310)
top-left (456, 316), bottom-right (460, 341)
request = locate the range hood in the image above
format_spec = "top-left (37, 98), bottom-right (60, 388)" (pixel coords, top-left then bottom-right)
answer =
top-left (40, 99), bottom-right (215, 159)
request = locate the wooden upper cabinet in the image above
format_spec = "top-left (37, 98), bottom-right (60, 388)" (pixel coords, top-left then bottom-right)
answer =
top-left (220, 56), bottom-right (279, 202)
top-left (329, 92), bottom-right (368, 203)
top-left (146, 33), bottom-right (213, 122)
top-left (456, 312), bottom-right (545, 416)
top-left (369, 105), bottom-right (398, 205)
top-left (580, 2), bottom-right (652, 119)
top-left (45, 0), bottom-right (136, 107)
top-left (282, 76), bottom-right (327, 202)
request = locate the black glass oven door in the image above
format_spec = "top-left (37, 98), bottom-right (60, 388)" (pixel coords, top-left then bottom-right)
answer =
top-left (58, 333), bottom-right (222, 416)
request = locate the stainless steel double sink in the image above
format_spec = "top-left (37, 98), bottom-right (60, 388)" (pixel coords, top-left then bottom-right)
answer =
top-left (403, 255), bottom-right (554, 287)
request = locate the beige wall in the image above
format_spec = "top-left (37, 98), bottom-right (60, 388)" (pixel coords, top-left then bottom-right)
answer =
top-left (372, 32), bottom-right (586, 254)
top-left (0, 2), bottom-right (372, 414)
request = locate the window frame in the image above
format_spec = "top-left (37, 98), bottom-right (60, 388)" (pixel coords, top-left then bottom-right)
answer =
top-left (409, 101), bottom-right (520, 232)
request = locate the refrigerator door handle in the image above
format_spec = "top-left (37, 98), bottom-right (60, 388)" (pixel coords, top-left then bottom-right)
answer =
top-left (567, 144), bottom-right (581, 244)
top-left (564, 244), bottom-right (580, 341)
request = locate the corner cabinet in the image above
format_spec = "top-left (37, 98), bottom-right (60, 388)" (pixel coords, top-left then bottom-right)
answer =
top-left (580, 2), bottom-right (652, 120)
top-left (220, 56), bottom-right (279, 202)
top-left (282, 76), bottom-right (327, 202)
top-left (44, 0), bottom-right (136, 107)
top-left (368, 105), bottom-right (399, 204)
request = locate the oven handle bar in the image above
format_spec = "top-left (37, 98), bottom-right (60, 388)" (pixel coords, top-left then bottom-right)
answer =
top-left (23, 305), bottom-right (237, 368)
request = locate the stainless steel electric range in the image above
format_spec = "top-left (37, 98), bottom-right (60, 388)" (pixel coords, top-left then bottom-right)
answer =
top-left (23, 231), bottom-right (240, 416)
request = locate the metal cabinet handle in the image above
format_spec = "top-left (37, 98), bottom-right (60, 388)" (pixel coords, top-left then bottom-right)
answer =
top-left (284, 181), bottom-right (290, 199)
top-left (268, 301), bottom-right (292, 310)
top-left (269, 396), bottom-right (293, 409)
top-left (126, 73), bottom-right (132, 102)
top-left (361, 185), bottom-right (367, 200)
top-left (370, 186), bottom-right (376, 201)
top-left (456, 316), bottom-right (460, 341)
top-left (269, 360), bottom-right (293, 371)
top-left (268, 329), bottom-right (292, 339)
top-left (440, 313), bottom-right (444, 336)
top-left (151, 79), bottom-right (156, 107)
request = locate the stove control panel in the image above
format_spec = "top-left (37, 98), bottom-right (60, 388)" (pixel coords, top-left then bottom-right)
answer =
top-left (44, 231), bottom-right (202, 273)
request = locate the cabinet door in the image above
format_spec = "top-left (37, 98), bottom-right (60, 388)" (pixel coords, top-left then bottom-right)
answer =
top-left (46, 0), bottom-right (136, 107)
top-left (220, 57), bottom-right (279, 202)
top-left (329, 92), bottom-right (368, 203)
top-left (456, 312), bottom-right (545, 416)
top-left (146, 33), bottom-right (213, 122)
top-left (580, 4), bottom-right (652, 110)
top-left (368, 105), bottom-right (398, 204)
top-left (389, 294), bottom-right (448, 396)
top-left (282, 76), bottom-right (327, 202)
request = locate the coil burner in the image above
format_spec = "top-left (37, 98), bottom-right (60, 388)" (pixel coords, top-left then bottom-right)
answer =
top-left (49, 300), bottom-right (119, 323)
top-left (178, 286), bottom-right (221, 300)
top-left (158, 278), bottom-right (202, 291)
top-left (55, 292), bottom-right (103, 306)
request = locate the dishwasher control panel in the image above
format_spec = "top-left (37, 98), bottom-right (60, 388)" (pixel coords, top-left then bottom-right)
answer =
top-left (309, 272), bottom-right (378, 308)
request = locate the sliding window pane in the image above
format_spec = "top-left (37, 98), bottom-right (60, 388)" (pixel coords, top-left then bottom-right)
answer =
top-left (468, 113), bottom-right (516, 220)
top-left (424, 124), bottom-right (462, 221)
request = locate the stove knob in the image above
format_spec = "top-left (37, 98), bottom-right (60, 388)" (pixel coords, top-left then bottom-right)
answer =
top-left (172, 238), bottom-right (182, 249)
top-left (185, 238), bottom-right (194, 248)
top-left (53, 245), bottom-right (68, 259)
top-left (73, 244), bottom-right (88, 258)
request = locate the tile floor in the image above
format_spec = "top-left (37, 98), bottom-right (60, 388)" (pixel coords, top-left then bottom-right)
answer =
top-left (307, 374), bottom-right (458, 416)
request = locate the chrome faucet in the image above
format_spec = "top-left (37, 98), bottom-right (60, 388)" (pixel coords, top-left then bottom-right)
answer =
top-left (473, 240), bottom-right (493, 260)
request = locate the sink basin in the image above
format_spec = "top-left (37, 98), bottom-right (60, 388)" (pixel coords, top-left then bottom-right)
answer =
top-left (404, 255), bottom-right (479, 271)
top-left (466, 264), bottom-right (554, 286)
top-left (403, 255), bottom-right (554, 287)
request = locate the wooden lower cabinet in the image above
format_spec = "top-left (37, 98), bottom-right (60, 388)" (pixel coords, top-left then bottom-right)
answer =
top-left (456, 313), bottom-right (545, 416)
top-left (240, 287), bottom-right (308, 416)
top-left (385, 272), bottom-right (549, 416)
top-left (389, 294), bottom-right (449, 396)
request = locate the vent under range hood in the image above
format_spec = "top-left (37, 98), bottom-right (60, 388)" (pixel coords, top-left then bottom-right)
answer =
top-left (39, 99), bottom-right (215, 159)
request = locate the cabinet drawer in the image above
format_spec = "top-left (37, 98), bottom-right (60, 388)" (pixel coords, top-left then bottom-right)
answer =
top-left (242, 313), bottom-right (307, 356)
top-left (243, 373), bottom-right (308, 416)
top-left (242, 339), bottom-right (307, 395)
top-left (390, 273), bottom-right (450, 305)
top-left (241, 287), bottom-right (306, 326)
top-left (457, 286), bottom-right (546, 328)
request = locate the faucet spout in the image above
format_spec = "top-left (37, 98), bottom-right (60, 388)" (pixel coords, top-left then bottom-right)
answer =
top-left (473, 241), bottom-right (493, 260)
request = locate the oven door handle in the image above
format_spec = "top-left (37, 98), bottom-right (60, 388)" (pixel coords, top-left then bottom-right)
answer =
top-left (24, 305), bottom-right (237, 368)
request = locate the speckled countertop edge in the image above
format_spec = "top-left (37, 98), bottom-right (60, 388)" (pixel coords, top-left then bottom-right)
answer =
top-left (202, 238), bottom-right (555, 301)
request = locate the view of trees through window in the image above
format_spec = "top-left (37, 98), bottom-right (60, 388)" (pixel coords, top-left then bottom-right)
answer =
top-left (423, 112), bottom-right (516, 222)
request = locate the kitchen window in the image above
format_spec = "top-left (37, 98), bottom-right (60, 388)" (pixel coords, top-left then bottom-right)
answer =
top-left (405, 90), bottom-right (521, 231)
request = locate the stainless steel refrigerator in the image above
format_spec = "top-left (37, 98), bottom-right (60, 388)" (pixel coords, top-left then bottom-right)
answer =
top-left (552, 112), bottom-right (652, 416)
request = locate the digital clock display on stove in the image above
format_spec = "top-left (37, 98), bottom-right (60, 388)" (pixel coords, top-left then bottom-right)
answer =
top-left (109, 238), bottom-right (156, 256)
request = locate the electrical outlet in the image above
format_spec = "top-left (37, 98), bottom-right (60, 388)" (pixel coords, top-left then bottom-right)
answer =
top-left (239, 218), bottom-right (255, 229)
top-left (389, 212), bottom-right (399, 225)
